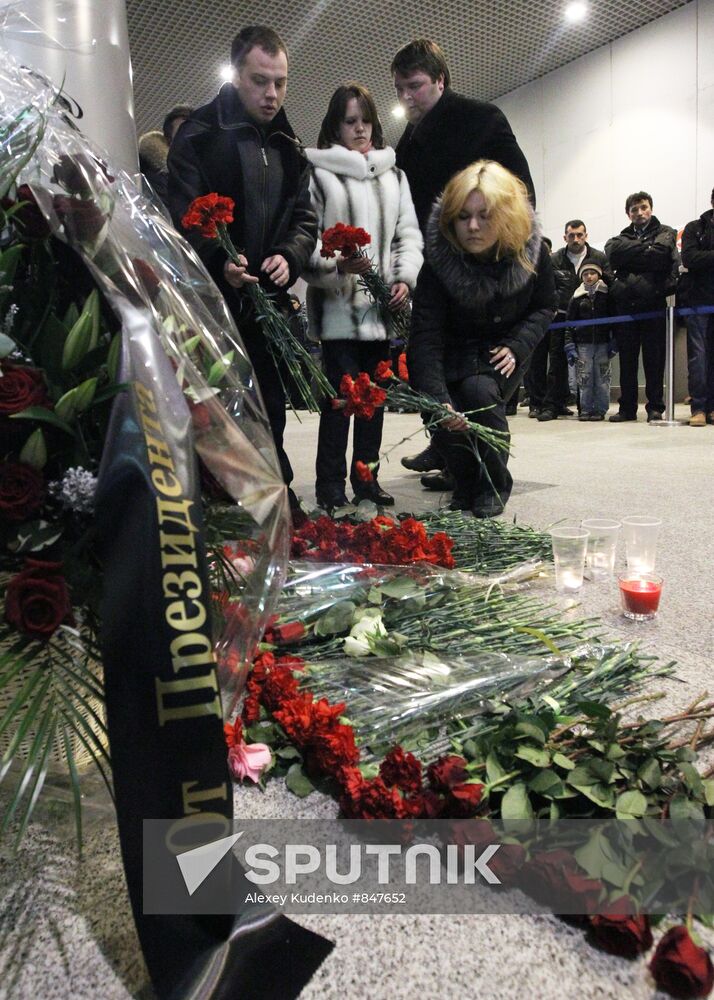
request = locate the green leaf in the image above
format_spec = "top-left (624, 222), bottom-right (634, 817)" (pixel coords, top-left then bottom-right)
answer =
top-left (574, 782), bottom-right (615, 809)
top-left (486, 750), bottom-right (506, 784)
top-left (10, 406), bottom-right (74, 435)
top-left (616, 790), bottom-right (648, 818)
top-left (514, 720), bottom-right (546, 745)
top-left (567, 765), bottom-right (598, 787)
top-left (680, 763), bottom-right (704, 799)
top-left (275, 745), bottom-right (301, 761)
top-left (574, 700), bottom-right (611, 720)
top-left (553, 752), bottom-right (576, 771)
top-left (207, 351), bottom-right (235, 387)
top-left (314, 601), bottom-right (356, 637)
top-left (514, 744), bottom-right (551, 768)
top-left (8, 519), bottom-right (63, 554)
top-left (606, 744), bottom-right (627, 761)
top-left (0, 332), bottom-right (16, 357)
top-left (19, 427), bottom-right (47, 469)
top-left (500, 782), bottom-right (534, 820)
top-left (670, 794), bottom-right (705, 825)
top-left (285, 763), bottom-right (316, 798)
top-left (379, 577), bottom-right (425, 599)
top-left (637, 757), bottom-right (662, 790)
top-left (528, 769), bottom-right (562, 796)
top-left (589, 759), bottom-right (615, 784)
top-left (62, 311), bottom-right (93, 369)
top-left (703, 779), bottom-right (714, 807)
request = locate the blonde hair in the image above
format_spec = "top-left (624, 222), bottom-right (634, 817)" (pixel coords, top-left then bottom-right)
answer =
top-left (439, 160), bottom-right (535, 272)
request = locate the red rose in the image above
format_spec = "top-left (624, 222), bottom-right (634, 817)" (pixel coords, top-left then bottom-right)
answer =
top-left (523, 849), bottom-right (604, 914)
top-left (402, 789), bottom-right (443, 818)
top-left (650, 926), bottom-right (714, 999)
top-left (427, 755), bottom-right (469, 792)
top-left (0, 462), bottom-right (44, 522)
top-left (0, 364), bottom-right (50, 414)
top-left (133, 257), bottom-right (161, 301)
top-left (589, 897), bottom-right (653, 959)
top-left (265, 621), bottom-right (306, 645)
top-left (2, 184), bottom-right (50, 240)
top-left (53, 194), bottom-right (107, 243)
top-left (5, 559), bottom-right (74, 640)
top-left (379, 746), bottom-right (423, 795)
top-left (443, 781), bottom-right (485, 818)
top-left (182, 193), bottom-right (235, 239)
top-left (53, 153), bottom-right (114, 196)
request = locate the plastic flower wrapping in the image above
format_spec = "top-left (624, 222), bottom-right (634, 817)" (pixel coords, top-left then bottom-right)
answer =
top-left (0, 45), bottom-right (290, 808)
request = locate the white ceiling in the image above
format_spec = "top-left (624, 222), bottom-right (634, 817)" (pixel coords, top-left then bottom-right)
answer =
top-left (127, 0), bottom-right (690, 146)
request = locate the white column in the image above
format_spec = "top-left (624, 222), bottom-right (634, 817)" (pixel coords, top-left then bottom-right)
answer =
top-left (1, 0), bottom-right (138, 175)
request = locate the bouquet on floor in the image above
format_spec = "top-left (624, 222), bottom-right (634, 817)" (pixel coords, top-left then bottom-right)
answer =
top-left (319, 222), bottom-right (411, 340)
top-left (181, 193), bottom-right (334, 413)
top-left (0, 53), bottom-right (291, 843)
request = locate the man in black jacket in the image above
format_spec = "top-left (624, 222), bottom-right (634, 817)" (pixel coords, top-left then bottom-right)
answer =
top-left (680, 189), bottom-right (714, 426)
top-left (168, 25), bottom-right (317, 492)
top-left (605, 192), bottom-right (678, 423)
top-left (535, 219), bottom-right (611, 420)
top-left (392, 38), bottom-right (534, 479)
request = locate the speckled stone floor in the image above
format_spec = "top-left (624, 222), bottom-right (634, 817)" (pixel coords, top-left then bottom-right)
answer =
top-left (1, 402), bottom-right (712, 1000)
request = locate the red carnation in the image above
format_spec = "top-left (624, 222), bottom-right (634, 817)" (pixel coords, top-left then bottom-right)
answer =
top-left (182, 193), bottom-right (235, 239)
top-left (374, 360), bottom-right (394, 382)
top-left (397, 352), bottom-right (409, 382)
top-left (320, 223), bottom-right (371, 259)
top-left (650, 926), bottom-right (714, 999)
top-left (260, 664), bottom-right (300, 713)
top-left (224, 717), bottom-right (244, 748)
top-left (0, 363), bottom-right (50, 415)
top-left (354, 461), bottom-right (374, 483)
top-left (0, 462), bottom-right (44, 522)
top-left (5, 558), bottom-right (74, 640)
top-left (339, 772), bottom-right (407, 819)
top-left (588, 897), bottom-right (653, 959)
top-left (379, 746), bottom-right (423, 795)
top-left (427, 755), bottom-right (469, 792)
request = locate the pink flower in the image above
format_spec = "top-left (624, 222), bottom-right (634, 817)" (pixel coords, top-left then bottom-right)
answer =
top-left (227, 740), bottom-right (272, 783)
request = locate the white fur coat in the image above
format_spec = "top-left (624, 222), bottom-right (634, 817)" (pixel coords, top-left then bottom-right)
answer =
top-left (303, 145), bottom-right (423, 341)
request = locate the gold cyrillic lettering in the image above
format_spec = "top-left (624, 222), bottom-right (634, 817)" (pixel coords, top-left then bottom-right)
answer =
top-left (165, 598), bottom-right (206, 631)
top-left (152, 468), bottom-right (182, 497)
top-left (146, 433), bottom-right (175, 471)
top-left (156, 497), bottom-right (199, 534)
top-left (155, 673), bottom-right (221, 726)
top-left (170, 632), bottom-right (215, 673)
top-left (165, 812), bottom-right (230, 854)
top-left (163, 570), bottom-right (202, 601)
top-left (182, 780), bottom-right (228, 815)
top-left (159, 532), bottom-right (199, 568)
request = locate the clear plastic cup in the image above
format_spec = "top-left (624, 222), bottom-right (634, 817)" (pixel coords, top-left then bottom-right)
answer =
top-left (549, 527), bottom-right (589, 592)
top-left (581, 518), bottom-right (621, 580)
top-left (621, 516), bottom-right (661, 574)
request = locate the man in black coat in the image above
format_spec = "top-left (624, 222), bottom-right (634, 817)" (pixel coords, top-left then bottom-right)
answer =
top-left (392, 38), bottom-right (534, 479)
top-left (534, 219), bottom-right (611, 420)
top-left (168, 25), bottom-right (317, 494)
top-left (605, 191), bottom-right (678, 423)
top-left (680, 188), bottom-right (714, 426)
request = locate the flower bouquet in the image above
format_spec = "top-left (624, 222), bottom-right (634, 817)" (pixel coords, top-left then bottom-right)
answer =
top-left (320, 222), bottom-right (411, 340)
top-left (182, 193), bottom-right (335, 413)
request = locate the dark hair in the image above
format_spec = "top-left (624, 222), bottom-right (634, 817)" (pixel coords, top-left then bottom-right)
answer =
top-left (390, 38), bottom-right (451, 88)
top-left (231, 25), bottom-right (287, 68)
top-left (710, 187), bottom-right (714, 202)
top-left (564, 219), bottom-right (586, 233)
top-left (317, 83), bottom-right (385, 150)
top-left (162, 104), bottom-right (194, 142)
top-left (542, 235), bottom-right (553, 250)
top-left (625, 191), bottom-right (653, 213)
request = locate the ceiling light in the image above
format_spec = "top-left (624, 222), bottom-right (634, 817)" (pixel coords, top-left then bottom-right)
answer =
top-left (220, 64), bottom-right (233, 82)
top-left (392, 105), bottom-right (405, 118)
top-left (564, 1), bottom-right (587, 22)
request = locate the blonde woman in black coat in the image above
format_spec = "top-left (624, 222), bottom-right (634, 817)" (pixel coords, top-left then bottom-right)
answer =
top-left (407, 160), bottom-right (556, 517)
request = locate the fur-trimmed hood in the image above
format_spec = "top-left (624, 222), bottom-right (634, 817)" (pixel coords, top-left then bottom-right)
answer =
top-left (572, 278), bottom-right (608, 298)
top-left (138, 131), bottom-right (169, 173)
top-left (425, 198), bottom-right (543, 309)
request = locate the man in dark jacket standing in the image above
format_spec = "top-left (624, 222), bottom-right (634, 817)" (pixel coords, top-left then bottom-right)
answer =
top-left (605, 192), bottom-right (678, 423)
top-left (392, 37), bottom-right (534, 478)
top-left (168, 25), bottom-right (317, 495)
top-left (534, 219), bottom-right (610, 420)
top-left (680, 189), bottom-right (714, 426)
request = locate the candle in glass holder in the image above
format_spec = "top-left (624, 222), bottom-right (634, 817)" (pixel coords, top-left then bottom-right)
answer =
top-left (618, 573), bottom-right (663, 621)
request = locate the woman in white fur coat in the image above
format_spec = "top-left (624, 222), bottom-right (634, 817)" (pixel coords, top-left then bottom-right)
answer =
top-left (303, 83), bottom-right (423, 510)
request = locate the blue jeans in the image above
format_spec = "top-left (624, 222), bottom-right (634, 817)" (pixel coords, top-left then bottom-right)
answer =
top-left (686, 313), bottom-right (714, 413)
top-left (576, 342), bottom-right (611, 416)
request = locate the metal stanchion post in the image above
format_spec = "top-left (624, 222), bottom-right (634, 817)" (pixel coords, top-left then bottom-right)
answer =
top-left (651, 294), bottom-right (681, 427)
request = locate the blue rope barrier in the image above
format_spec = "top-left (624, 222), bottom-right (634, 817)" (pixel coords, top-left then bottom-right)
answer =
top-left (549, 303), bottom-right (714, 331)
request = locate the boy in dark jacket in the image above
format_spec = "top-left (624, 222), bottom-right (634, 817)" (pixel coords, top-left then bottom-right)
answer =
top-left (565, 260), bottom-right (616, 421)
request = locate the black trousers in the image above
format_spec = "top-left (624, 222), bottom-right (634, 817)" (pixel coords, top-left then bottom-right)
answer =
top-left (524, 332), bottom-right (549, 408)
top-left (434, 368), bottom-right (512, 507)
top-left (615, 316), bottom-right (666, 417)
top-left (316, 339), bottom-right (390, 492)
top-left (240, 319), bottom-right (293, 485)
top-left (541, 327), bottom-right (570, 411)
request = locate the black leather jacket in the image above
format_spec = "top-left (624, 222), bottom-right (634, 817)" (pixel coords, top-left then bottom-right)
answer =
top-left (167, 84), bottom-right (317, 303)
top-left (605, 217), bottom-right (679, 310)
